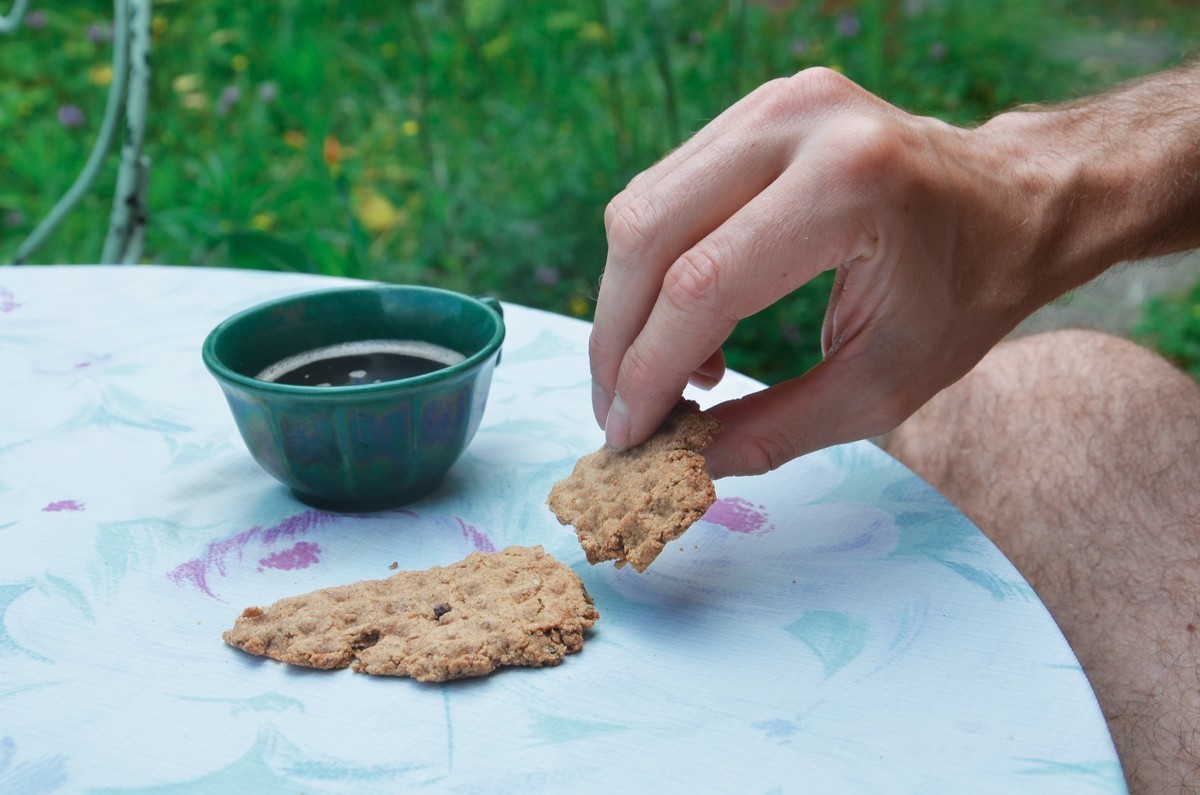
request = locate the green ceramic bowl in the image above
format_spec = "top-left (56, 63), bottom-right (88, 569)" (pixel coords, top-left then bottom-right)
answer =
top-left (202, 285), bottom-right (504, 511)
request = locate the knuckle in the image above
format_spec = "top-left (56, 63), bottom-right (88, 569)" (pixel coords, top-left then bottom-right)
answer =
top-left (662, 246), bottom-right (723, 314)
top-left (792, 66), bottom-right (856, 97)
top-left (587, 326), bottom-right (607, 363)
top-left (617, 343), bottom-right (660, 394)
top-left (606, 193), bottom-right (659, 253)
top-left (753, 68), bottom-right (855, 123)
top-left (603, 188), bottom-right (633, 232)
top-left (738, 431), bottom-right (796, 475)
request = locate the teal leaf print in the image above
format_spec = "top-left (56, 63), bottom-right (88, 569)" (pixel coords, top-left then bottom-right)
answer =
top-left (40, 574), bottom-right (94, 622)
top-left (177, 692), bottom-right (305, 718)
top-left (1015, 757), bottom-right (1127, 789)
top-left (500, 328), bottom-right (578, 365)
top-left (61, 385), bottom-right (192, 435)
top-left (0, 583), bottom-right (44, 660)
top-left (785, 610), bottom-right (870, 679)
top-left (91, 729), bottom-right (427, 794)
top-left (530, 713), bottom-right (628, 745)
top-left (92, 518), bottom-right (190, 593)
top-left (937, 559), bottom-right (1032, 602)
top-left (0, 736), bottom-right (68, 795)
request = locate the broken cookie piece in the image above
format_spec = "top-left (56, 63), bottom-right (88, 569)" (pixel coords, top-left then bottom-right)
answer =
top-left (223, 545), bottom-right (598, 682)
top-left (547, 399), bottom-right (721, 573)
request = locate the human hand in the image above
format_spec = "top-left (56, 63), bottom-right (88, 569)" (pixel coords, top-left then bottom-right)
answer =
top-left (589, 67), bottom-right (1076, 478)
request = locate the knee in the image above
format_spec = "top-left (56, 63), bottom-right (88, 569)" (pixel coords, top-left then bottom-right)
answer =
top-left (1002, 328), bottom-right (1188, 385)
top-left (887, 328), bottom-right (1200, 486)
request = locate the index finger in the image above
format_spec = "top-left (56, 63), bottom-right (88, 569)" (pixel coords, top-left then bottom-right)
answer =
top-left (589, 83), bottom-right (799, 428)
top-left (604, 157), bottom-right (872, 450)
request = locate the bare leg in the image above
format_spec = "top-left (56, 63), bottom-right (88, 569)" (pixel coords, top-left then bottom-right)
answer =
top-left (887, 329), bottom-right (1200, 794)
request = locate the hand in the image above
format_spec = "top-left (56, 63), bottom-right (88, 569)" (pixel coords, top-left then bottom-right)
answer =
top-left (589, 67), bottom-right (1081, 477)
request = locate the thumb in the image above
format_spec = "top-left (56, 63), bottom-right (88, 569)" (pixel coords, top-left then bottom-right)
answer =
top-left (703, 354), bottom-right (919, 478)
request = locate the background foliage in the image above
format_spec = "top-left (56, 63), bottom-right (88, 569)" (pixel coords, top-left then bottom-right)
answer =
top-left (2, 0), bottom-right (1198, 382)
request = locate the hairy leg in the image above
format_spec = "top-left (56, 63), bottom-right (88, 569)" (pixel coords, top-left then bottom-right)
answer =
top-left (887, 329), bottom-right (1200, 794)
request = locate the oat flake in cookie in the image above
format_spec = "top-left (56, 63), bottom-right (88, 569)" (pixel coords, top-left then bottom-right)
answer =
top-left (547, 399), bottom-right (721, 573)
top-left (223, 545), bottom-right (598, 682)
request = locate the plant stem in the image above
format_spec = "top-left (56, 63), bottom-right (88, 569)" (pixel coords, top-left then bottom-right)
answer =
top-left (102, 0), bottom-right (151, 264)
top-left (0, 0), bottom-right (29, 34)
top-left (14, 0), bottom-right (130, 264)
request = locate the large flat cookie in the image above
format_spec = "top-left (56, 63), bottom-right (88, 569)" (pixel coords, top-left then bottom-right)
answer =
top-left (223, 545), bottom-right (598, 682)
top-left (547, 399), bottom-right (721, 573)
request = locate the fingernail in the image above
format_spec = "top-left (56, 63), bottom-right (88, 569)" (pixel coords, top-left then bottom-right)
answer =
top-left (604, 393), bottom-right (630, 451)
top-left (591, 382), bottom-right (611, 428)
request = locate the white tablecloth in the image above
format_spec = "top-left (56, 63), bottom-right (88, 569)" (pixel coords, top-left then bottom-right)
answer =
top-left (0, 266), bottom-right (1125, 793)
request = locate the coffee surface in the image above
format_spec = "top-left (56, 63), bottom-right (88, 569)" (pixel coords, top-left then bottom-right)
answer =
top-left (256, 339), bottom-right (465, 386)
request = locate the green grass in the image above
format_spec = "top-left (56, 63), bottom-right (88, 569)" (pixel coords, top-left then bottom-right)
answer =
top-left (1135, 279), bottom-right (1200, 379)
top-left (3, 0), bottom-right (1199, 383)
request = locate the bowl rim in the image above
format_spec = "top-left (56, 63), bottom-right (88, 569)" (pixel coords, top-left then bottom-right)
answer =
top-left (201, 285), bottom-right (505, 396)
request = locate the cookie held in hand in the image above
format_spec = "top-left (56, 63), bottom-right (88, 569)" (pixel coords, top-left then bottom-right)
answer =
top-left (547, 399), bottom-right (721, 573)
top-left (223, 545), bottom-right (598, 682)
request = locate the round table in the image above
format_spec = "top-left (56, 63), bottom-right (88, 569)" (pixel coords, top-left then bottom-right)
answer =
top-left (0, 266), bottom-right (1126, 793)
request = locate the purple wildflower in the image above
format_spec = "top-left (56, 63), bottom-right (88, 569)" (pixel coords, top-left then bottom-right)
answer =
top-left (57, 104), bottom-right (86, 128)
top-left (534, 266), bottom-right (561, 287)
top-left (3, 209), bottom-right (24, 227)
top-left (216, 85), bottom-right (240, 116)
top-left (790, 38), bottom-right (810, 57)
top-left (257, 81), bottom-right (279, 104)
top-left (778, 321), bottom-right (802, 345)
top-left (836, 12), bottom-right (860, 39)
top-left (25, 10), bottom-right (46, 29)
top-left (87, 22), bottom-right (113, 43)
top-left (929, 41), bottom-right (947, 61)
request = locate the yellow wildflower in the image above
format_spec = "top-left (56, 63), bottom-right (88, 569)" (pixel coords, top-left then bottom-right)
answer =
top-left (579, 22), bottom-right (608, 43)
top-left (181, 92), bottom-right (208, 111)
top-left (568, 296), bottom-right (590, 317)
top-left (231, 54), bottom-right (249, 72)
top-left (282, 130), bottom-right (307, 149)
top-left (250, 213), bottom-right (276, 232)
top-left (402, 119), bottom-right (420, 137)
top-left (208, 29), bottom-right (238, 46)
top-left (172, 73), bottom-right (200, 93)
top-left (354, 187), bottom-right (401, 234)
top-left (151, 16), bottom-right (167, 36)
top-left (89, 65), bottom-right (113, 87)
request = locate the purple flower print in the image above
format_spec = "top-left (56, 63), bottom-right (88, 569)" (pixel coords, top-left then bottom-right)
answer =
top-left (0, 289), bottom-right (20, 313)
top-left (258, 541), bottom-right (321, 572)
top-left (42, 500), bottom-right (85, 512)
top-left (703, 497), bottom-right (775, 535)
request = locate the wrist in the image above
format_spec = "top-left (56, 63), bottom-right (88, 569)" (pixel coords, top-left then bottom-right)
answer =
top-left (978, 66), bottom-right (1200, 296)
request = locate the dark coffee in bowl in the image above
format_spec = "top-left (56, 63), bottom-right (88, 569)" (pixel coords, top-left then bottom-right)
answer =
top-left (256, 339), bottom-right (466, 387)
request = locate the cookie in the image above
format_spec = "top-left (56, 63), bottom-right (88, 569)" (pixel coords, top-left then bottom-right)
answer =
top-left (547, 399), bottom-right (721, 573)
top-left (223, 545), bottom-right (598, 682)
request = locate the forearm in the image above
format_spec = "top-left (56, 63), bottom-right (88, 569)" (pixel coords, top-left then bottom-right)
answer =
top-left (980, 58), bottom-right (1200, 296)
